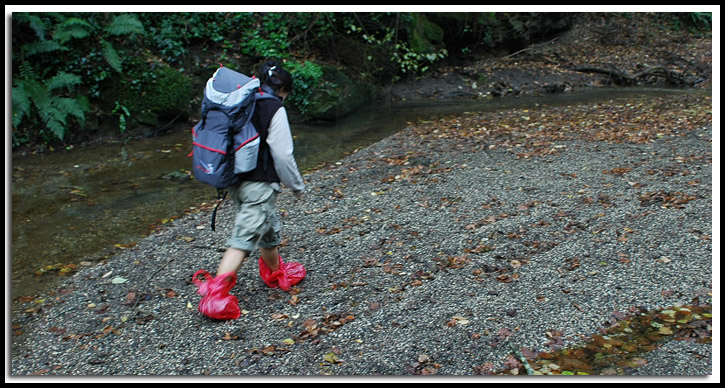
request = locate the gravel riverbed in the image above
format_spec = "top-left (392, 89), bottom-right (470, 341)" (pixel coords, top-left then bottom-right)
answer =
top-left (11, 93), bottom-right (713, 378)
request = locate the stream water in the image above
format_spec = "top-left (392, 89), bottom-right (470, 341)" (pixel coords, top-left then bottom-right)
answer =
top-left (10, 87), bottom-right (688, 301)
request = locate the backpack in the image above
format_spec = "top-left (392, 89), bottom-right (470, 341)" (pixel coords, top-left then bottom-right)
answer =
top-left (191, 66), bottom-right (259, 188)
top-left (190, 65), bottom-right (277, 229)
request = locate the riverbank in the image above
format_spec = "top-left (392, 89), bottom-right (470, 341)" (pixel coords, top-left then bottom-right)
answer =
top-left (382, 12), bottom-right (712, 103)
top-left (11, 90), bottom-right (712, 377)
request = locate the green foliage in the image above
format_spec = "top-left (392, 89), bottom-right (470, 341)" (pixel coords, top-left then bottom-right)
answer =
top-left (12, 12), bottom-right (582, 146)
top-left (111, 101), bottom-right (131, 133)
top-left (104, 13), bottom-right (145, 36)
top-left (11, 12), bottom-right (457, 147)
top-left (347, 15), bottom-right (448, 80)
top-left (668, 12), bottom-right (712, 35)
top-left (12, 71), bottom-right (89, 141)
top-left (53, 17), bottom-right (94, 43)
top-left (139, 12), bottom-right (243, 64)
top-left (688, 12), bottom-right (712, 29)
top-left (284, 60), bottom-right (325, 117)
top-left (100, 39), bottom-right (122, 72)
top-left (239, 13), bottom-right (291, 58)
top-left (405, 13), bottom-right (444, 54)
top-left (392, 43), bottom-right (448, 77)
top-left (12, 12), bottom-right (145, 146)
top-left (15, 12), bottom-right (646, 147)
top-left (113, 60), bottom-right (194, 125)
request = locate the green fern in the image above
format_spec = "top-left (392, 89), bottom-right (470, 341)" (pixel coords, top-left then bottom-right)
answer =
top-left (105, 14), bottom-right (144, 36)
top-left (22, 40), bottom-right (65, 56)
top-left (17, 60), bottom-right (36, 80)
top-left (53, 17), bottom-right (94, 43)
top-left (101, 39), bottom-right (122, 72)
top-left (45, 71), bottom-right (82, 92)
top-left (13, 13), bottom-right (46, 40)
top-left (12, 12), bottom-right (145, 146)
top-left (12, 70), bottom-right (89, 140)
top-left (11, 82), bottom-right (31, 128)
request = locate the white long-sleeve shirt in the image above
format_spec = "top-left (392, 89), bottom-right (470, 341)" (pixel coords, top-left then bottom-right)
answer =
top-left (265, 107), bottom-right (305, 194)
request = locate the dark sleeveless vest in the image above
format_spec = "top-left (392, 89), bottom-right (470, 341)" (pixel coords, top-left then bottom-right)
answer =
top-left (238, 95), bottom-right (284, 183)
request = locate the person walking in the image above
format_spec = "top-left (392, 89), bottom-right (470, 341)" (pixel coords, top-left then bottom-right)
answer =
top-left (194, 60), bottom-right (306, 320)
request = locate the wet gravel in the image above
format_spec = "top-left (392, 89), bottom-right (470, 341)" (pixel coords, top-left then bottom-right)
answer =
top-left (11, 104), bottom-right (712, 376)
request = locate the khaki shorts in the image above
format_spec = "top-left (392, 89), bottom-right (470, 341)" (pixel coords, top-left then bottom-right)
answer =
top-left (226, 181), bottom-right (280, 252)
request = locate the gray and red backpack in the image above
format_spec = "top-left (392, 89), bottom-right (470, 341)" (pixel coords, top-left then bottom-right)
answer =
top-left (190, 65), bottom-right (279, 229)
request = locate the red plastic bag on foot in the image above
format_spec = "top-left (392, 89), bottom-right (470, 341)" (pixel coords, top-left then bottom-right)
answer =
top-left (258, 255), bottom-right (306, 291)
top-left (192, 270), bottom-right (240, 320)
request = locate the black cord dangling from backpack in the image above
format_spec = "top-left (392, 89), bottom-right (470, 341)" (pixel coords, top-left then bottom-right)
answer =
top-left (211, 188), bottom-right (227, 231)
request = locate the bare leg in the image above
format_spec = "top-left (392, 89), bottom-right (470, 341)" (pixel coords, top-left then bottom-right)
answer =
top-left (260, 246), bottom-right (280, 271)
top-left (217, 247), bottom-right (248, 276)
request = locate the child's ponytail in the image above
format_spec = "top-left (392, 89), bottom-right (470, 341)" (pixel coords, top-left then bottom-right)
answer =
top-left (258, 59), bottom-right (293, 93)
